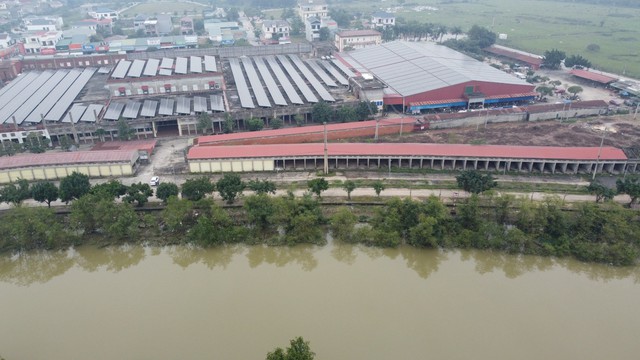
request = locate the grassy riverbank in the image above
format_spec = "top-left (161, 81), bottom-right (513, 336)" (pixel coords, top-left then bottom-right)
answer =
top-left (1, 191), bottom-right (638, 266)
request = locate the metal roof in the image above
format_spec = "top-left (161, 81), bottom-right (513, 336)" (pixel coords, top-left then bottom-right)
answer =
top-left (229, 57), bottom-right (255, 109)
top-left (265, 55), bottom-right (303, 105)
top-left (111, 60), bottom-right (131, 79)
top-left (143, 58), bottom-right (160, 76)
top-left (25, 69), bottom-right (82, 123)
top-left (240, 57), bottom-right (271, 108)
top-left (306, 59), bottom-right (337, 87)
top-left (159, 98), bottom-right (174, 115)
top-left (276, 55), bottom-right (318, 103)
top-left (194, 96), bottom-right (208, 112)
top-left (331, 58), bottom-right (356, 78)
top-left (0, 150), bottom-right (138, 171)
top-left (319, 60), bottom-right (349, 86)
top-left (341, 41), bottom-right (531, 97)
top-left (188, 143), bottom-right (628, 161)
top-left (104, 102), bottom-right (125, 120)
top-left (158, 68), bottom-right (172, 76)
top-left (122, 101), bottom-right (142, 118)
top-left (127, 59), bottom-right (145, 78)
top-left (204, 55), bottom-right (217, 72)
top-left (160, 57), bottom-right (174, 69)
top-left (6, 71), bottom-right (66, 125)
top-left (190, 56), bottom-right (202, 73)
top-left (210, 95), bottom-right (225, 112)
top-left (176, 97), bottom-right (191, 114)
top-left (0, 72), bottom-right (44, 122)
top-left (140, 100), bottom-right (158, 117)
top-left (62, 103), bottom-right (87, 123)
top-left (570, 69), bottom-right (618, 84)
top-left (80, 104), bottom-right (104, 122)
top-left (254, 56), bottom-right (287, 106)
top-left (288, 54), bottom-right (334, 102)
top-left (44, 67), bottom-right (96, 121)
top-left (175, 57), bottom-right (188, 74)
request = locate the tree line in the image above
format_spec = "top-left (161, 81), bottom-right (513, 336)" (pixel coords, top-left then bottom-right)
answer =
top-left (1, 171), bottom-right (639, 266)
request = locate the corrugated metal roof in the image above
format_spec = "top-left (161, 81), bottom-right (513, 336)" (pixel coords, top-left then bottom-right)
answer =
top-left (0, 150), bottom-right (138, 170)
top-left (340, 41), bottom-right (531, 97)
top-left (570, 69), bottom-right (618, 84)
top-left (188, 143), bottom-right (628, 161)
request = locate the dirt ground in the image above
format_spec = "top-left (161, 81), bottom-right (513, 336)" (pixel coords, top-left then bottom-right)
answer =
top-left (382, 115), bottom-right (640, 149)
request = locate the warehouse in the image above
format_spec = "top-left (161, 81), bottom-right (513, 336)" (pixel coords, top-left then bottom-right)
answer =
top-left (187, 143), bottom-right (635, 176)
top-left (336, 41), bottom-right (537, 113)
top-left (0, 150), bottom-right (140, 184)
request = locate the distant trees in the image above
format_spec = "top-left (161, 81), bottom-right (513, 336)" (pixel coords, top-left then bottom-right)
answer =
top-left (318, 27), bottom-right (330, 41)
top-left (266, 336), bottom-right (315, 360)
top-left (270, 118), bottom-right (283, 129)
top-left (616, 176), bottom-right (640, 205)
top-left (543, 49), bottom-right (566, 70)
top-left (564, 54), bottom-right (592, 69)
top-left (587, 181), bottom-right (616, 203)
top-left (536, 85), bottom-right (554, 99)
top-left (467, 25), bottom-right (497, 48)
top-left (372, 180), bottom-right (386, 197)
top-left (247, 179), bottom-right (277, 195)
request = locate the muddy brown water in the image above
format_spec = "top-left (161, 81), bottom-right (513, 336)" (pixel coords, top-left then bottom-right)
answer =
top-left (1, 244), bottom-right (639, 360)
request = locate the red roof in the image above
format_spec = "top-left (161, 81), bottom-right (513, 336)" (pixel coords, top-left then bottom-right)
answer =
top-left (196, 118), bottom-right (414, 145)
top-left (0, 150), bottom-right (138, 170)
top-left (90, 139), bottom-right (157, 154)
top-left (570, 69), bottom-right (618, 84)
top-left (484, 45), bottom-right (543, 66)
top-left (188, 143), bottom-right (627, 161)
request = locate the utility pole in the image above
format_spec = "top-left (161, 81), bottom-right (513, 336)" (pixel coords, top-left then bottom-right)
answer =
top-left (634, 103), bottom-right (639, 120)
top-left (323, 122), bottom-right (329, 175)
top-left (592, 128), bottom-right (608, 181)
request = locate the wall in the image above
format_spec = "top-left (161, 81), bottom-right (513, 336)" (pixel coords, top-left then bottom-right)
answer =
top-left (0, 163), bottom-right (134, 184)
top-left (405, 81), bottom-right (535, 104)
top-left (189, 159), bottom-right (275, 173)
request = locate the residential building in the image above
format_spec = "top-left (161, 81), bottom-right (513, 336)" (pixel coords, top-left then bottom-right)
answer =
top-left (143, 15), bottom-right (172, 37)
top-left (133, 14), bottom-right (147, 31)
top-left (370, 11), bottom-right (395, 29)
top-left (23, 16), bottom-right (63, 31)
top-left (262, 19), bottom-right (290, 40)
top-left (204, 19), bottom-right (242, 42)
top-left (298, 0), bottom-right (328, 20)
top-left (304, 16), bottom-right (320, 42)
top-left (88, 7), bottom-right (118, 20)
top-left (72, 18), bottom-right (113, 36)
top-left (180, 17), bottom-right (194, 35)
top-left (0, 32), bottom-right (14, 48)
top-left (22, 30), bottom-right (63, 54)
top-left (334, 29), bottom-right (381, 52)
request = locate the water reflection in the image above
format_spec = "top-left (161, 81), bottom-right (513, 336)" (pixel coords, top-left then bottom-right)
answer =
top-left (168, 244), bottom-right (240, 270)
top-left (246, 244), bottom-right (318, 271)
top-left (0, 250), bottom-right (74, 286)
top-left (74, 244), bottom-right (145, 273)
top-left (399, 246), bottom-right (448, 279)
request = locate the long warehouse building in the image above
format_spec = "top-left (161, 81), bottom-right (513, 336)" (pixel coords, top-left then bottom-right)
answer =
top-left (187, 143), bottom-right (635, 175)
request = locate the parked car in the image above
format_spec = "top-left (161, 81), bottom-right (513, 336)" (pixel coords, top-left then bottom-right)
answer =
top-left (150, 176), bottom-right (160, 186)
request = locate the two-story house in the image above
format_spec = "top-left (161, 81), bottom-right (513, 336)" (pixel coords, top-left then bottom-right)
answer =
top-left (298, 0), bottom-right (328, 20)
top-left (370, 11), bottom-right (395, 29)
top-left (22, 30), bottom-right (63, 54)
top-left (262, 19), bottom-right (290, 40)
top-left (334, 29), bottom-right (381, 52)
top-left (72, 18), bottom-right (113, 36)
top-left (23, 16), bottom-right (64, 31)
top-left (88, 7), bottom-right (119, 20)
top-left (180, 17), bottom-right (194, 35)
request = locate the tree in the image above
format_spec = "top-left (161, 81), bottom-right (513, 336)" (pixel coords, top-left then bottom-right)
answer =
top-left (181, 177), bottom-right (215, 201)
top-left (216, 173), bottom-right (246, 204)
top-left (586, 43), bottom-right (600, 52)
top-left (246, 117), bottom-right (265, 131)
top-left (567, 85), bottom-right (584, 99)
top-left (270, 118), bottom-right (283, 129)
top-left (223, 114), bottom-right (235, 133)
top-left (329, 8), bottom-right (352, 28)
top-left (117, 117), bottom-right (135, 140)
top-left (456, 170), bottom-right (497, 194)
top-left (335, 105), bottom-right (357, 123)
top-left (587, 181), bottom-right (616, 203)
top-left (90, 180), bottom-right (127, 200)
top-left (59, 171), bottom-right (91, 203)
top-left (244, 194), bottom-right (276, 232)
top-left (311, 102), bottom-right (333, 123)
top-left (355, 101), bottom-right (376, 120)
top-left (30, 181), bottom-right (58, 207)
top-left (254, 28), bottom-right (262, 39)
top-left (0, 179), bottom-right (31, 205)
top-left (290, 16), bottom-right (304, 36)
top-left (467, 25), bottom-right (496, 48)
top-left (616, 176), bottom-right (640, 206)
top-left (342, 180), bottom-right (356, 200)
top-left (294, 114), bottom-right (305, 126)
top-left (156, 182), bottom-right (180, 203)
top-left (58, 134), bottom-right (73, 150)
top-left (247, 179), bottom-right (277, 195)
top-left (372, 180), bottom-right (385, 197)
top-left (543, 49), bottom-right (566, 70)
top-left (318, 27), bottom-right (330, 41)
top-left (536, 85), bottom-right (554, 99)
top-left (23, 132), bottom-right (48, 153)
top-left (266, 337), bottom-right (315, 360)
top-left (451, 26), bottom-right (463, 40)
top-left (330, 207), bottom-right (357, 242)
top-left (94, 128), bottom-right (107, 142)
top-left (197, 112), bottom-right (212, 134)
top-left (307, 178), bottom-right (329, 198)
top-left (123, 182), bottom-right (154, 207)
top-left (564, 54), bottom-right (592, 69)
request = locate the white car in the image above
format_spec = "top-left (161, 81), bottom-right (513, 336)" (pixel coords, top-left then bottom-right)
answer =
top-left (150, 176), bottom-right (160, 186)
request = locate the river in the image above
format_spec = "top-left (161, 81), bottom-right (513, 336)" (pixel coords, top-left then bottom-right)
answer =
top-left (1, 243), bottom-right (639, 360)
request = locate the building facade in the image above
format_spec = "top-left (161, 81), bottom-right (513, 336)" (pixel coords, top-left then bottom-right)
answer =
top-left (262, 20), bottom-right (290, 40)
top-left (298, 0), bottom-right (328, 20)
top-left (334, 30), bottom-right (381, 52)
top-left (370, 11), bottom-right (395, 29)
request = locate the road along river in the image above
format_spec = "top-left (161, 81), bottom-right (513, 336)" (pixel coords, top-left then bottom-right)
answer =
top-left (1, 243), bottom-right (639, 359)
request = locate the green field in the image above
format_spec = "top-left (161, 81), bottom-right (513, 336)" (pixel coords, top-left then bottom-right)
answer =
top-left (345, 0), bottom-right (640, 78)
top-left (120, 1), bottom-right (208, 17)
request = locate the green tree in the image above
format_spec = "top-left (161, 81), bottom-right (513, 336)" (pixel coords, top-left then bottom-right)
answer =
top-left (117, 117), bottom-right (135, 140)
top-left (0, 179), bottom-right (31, 205)
top-left (372, 180), bottom-right (385, 197)
top-left (0, 206), bottom-right (69, 250)
top-left (329, 8), bottom-right (352, 27)
top-left (342, 180), bottom-right (356, 200)
top-left (30, 181), bottom-right (58, 207)
top-left (311, 102), bottom-right (333, 123)
top-left (58, 134), bottom-right (73, 150)
top-left (355, 101), bottom-right (376, 120)
top-left (616, 176), bottom-right (640, 205)
top-left (543, 49), bottom-right (566, 70)
top-left (467, 25), bottom-right (496, 48)
top-left (451, 25), bottom-right (463, 40)
top-left (536, 85), bottom-right (554, 99)
top-left (567, 85), bottom-right (584, 99)
top-left (266, 337), bottom-right (315, 360)
top-left (94, 128), bottom-right (107, 142)
top-left (23, 132), bottom-right (48, 153)
top-left (564, 54), bottom-right (592, 69)
top-left (181, 177), bottom-right (215, 201)
top-left (123, 182), bottom-right (154, 207)
top-left (197, 112), bottom-right (212, 134)
top-left (307, 178), bottom-right (329, 198)
top-left (456, 170), bottom-right (497, 194)
top-left (408, 214), bottom-right (438, 247)
top-left (156, 182), bottom-right (179, 203)
top-left (587, 181), bottom-right (616, 203)
top-left (247, 179), bottom-right (277, 194)
top-left (244, 193), bottom-right (276, 233)
top-left (330, 207), bottom-right (358, 243)
top-left (59, 171), bottom-right (91, 203)
top-left (246, 117), bottom-right (265, 131)
top-left (223, 114), bottom-right (235, 133)
top-left (90, 180), bottom-right (127, 200)
top-left (335, 105), bottom-right (357, 123)
top-left (290, 16), bottom-right (304, 36)
top-left (294, 114), bottom-right (305, 126)
top-left (270, 118), bottom-right (284, 129)
top-left (318, 27), bottom-right (330, 41)
top-left (162, 197), bottom-right (196, 233)
top-left (216, 173), bottom-right (246, 204)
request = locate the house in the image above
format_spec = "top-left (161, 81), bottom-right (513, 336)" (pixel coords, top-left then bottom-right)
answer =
top-left (180, 17), bottom-right (194, 35)
top-left (204, 19), bottom-right (242, 42)
top-left (0, 32), bottom-right (14, 48)
top-left (144, 15), bottom-right (172, 36)
top-left (298, 0), bottom-right (328, 20)
top-left (23, 16), bottom-right (63, 31)
top-left (370, 11), bottom-right (395, 29)
top-left (262, 19), bottom-right (289, 40)
top-left (73, 18), bottom-right (113, 36)
top-left (88, 7), bottom-right (118, 20)
top-left (304, 16), bottom-right (320, 42)
top-left (133, 14), bottom-right (147, 31)
top-left (22, 30), bottom-right (63, 54)
top-left (334, 29), bottom-right (381, 52)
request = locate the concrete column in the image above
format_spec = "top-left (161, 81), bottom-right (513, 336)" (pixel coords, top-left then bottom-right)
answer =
top-left (518, 161), bottom-right (523, 172)
top-left (177, 118), bottom-right (183, 136)
top-left (420, 158), bottom-right (424, 168)
top-left (452, 159), bottom-right (456, 170)
top-left (152, 121), bottom-right (158, 138)
top-left (551, 162), bottom-right (557, 174)
top-left (561, 163), bottom-right (568, 174)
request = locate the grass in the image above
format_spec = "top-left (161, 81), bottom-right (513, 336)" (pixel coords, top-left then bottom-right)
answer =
top-left (120, 1), bottom-right (207, 17)
top-left (342, 0), bottom-right (640, 78)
